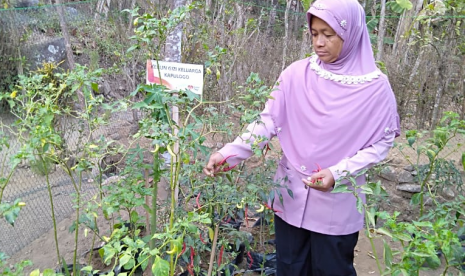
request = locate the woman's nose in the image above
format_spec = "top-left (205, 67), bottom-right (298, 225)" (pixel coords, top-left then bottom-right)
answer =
top-left (316, 35), bottom-right (325, 46)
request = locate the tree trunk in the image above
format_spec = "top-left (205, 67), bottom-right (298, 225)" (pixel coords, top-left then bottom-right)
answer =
top-left (430, 65), bottom-right (446, 130)
top-left (127, 0), bottom-right (136, 32)
top-left (55, 0), bottom-right (75, 70)
top-left (370, 0), bottom-right (377, 18)
top-left (461, 57), bottom-right (465, 120)
top-left (393, 0), bottom-right (423, 66)
top-left (55, 0), bottom-right (84, 107)
top-left (376, 0), bottom-right (386, 61)
top-left (281, 0), bottom-right (291, 71)
top-left (234, 2), bottom-right (244, 30)
top-left (267, 0), bottom-right (277, 36)
top-left (292, 1), bottom-right (300, 38)
top-left (300, 26), bottom-right (311, 59)
top-left (95, 0), bottom-right (111, 19)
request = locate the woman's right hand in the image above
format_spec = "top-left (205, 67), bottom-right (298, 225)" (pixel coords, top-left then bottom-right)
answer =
top-left (203, 152), bottom-right (225, 177)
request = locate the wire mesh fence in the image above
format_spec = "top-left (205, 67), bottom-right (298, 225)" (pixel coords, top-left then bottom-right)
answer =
top-left (0, 0), bottom-right (464, 262)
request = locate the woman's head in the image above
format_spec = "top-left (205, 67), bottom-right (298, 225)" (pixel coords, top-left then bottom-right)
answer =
top-left (310, 16), bottom-right (343, 63)
top-left (307, 0), bottom-right (377, 75)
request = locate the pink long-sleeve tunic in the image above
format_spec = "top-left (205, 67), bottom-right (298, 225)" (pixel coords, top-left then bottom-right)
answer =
top-left (218, 57), bottom-right (400, 235)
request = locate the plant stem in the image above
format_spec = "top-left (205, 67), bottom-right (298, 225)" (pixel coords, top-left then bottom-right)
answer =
top-left (207, 224), bottom-right (220, 276)
top-left (44, 157), bottom-right (61, 267)
top-left (169, 162), bottom-right (176, 276)
top-left (150, 152), bottom-right (161, 267)
top-left (73, 171), bottom-right (82, 276)
top-left (88, 217), bottom-right (98, 266)
top-left (365, 206), bottom-right (382, 274)
top-left (0, 169), bottom-right (16, 204)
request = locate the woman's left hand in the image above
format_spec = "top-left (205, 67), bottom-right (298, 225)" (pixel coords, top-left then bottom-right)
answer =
top-left (302, 168), bottom-right (335, 192)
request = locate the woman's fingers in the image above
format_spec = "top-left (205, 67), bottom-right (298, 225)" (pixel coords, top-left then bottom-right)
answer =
top-left (203, 152), bottom-right (224, 177)
top-left (302, 169), bottom-right (334, 192)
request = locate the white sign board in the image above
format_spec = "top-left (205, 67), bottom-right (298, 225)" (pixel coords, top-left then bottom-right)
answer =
top-left (146, 60), bottom-right (204, 95)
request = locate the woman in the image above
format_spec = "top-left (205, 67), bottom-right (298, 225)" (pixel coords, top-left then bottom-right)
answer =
top-left (204, 0), bottom-right (400, 275)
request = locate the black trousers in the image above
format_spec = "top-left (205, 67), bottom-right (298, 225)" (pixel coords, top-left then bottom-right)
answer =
top-left (274, 215), bottom-right (359, 276)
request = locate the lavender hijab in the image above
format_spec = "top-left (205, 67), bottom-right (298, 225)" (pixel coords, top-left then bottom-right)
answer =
top-left (307, 0), bottom-right (378, 75)
top-left (263, 0), bottom-right (400, 233)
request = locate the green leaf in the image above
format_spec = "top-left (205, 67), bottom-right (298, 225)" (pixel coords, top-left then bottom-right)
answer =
top-left (366, 18), bottom-right (379, 32)
top-left (127, 45), bottom-right (139, 53)
top-left (376, 227), bottom-right (393, 238)
top-left (91, 82), bottom-right (99, 93)
top-left (360, 185), bottom-right (373, 195)
top-left (407, 136), bottom-right (416, 147)
top-left (81, 266), bottom-right (93, 272)
top-left (43, 113), bottom-right (54, 125)
top-left (152, 256), bottom-right (169, 276)
top-left (395, 233), bottom-right (413, 242)
top-left (42, 269), bottom-right (55, 276)
top-left (424, 254), bottom-right (441, 269)
top-left (301, 0), bottom-right (313, 10)
top-left (410, 193), bottom-right (421, 205)
top-left (412, 221), bottom-right (433, 228)
top-left (331, 184), bottom-right (350, 193)
top-left (396, 0), bottom-right (413, 10)
top-left (287, 188), bottom-right (293, 199)
top-left (387, 1), bottom-right (405, 13)
top-left (132, 101), bottom-right (149, 109)
top-left (426, 149), bottom-right (436, 162)
top-left (383, 240), bottom-right (393, 268)
top-left (123, 258), bottom-right (135, 270)
top-left (119, 254), bottom-right (131, 267)
top-left (3, 204), bottom-right (21, 226)
top-left (411, 252), bottom-right (432, 257)
top-left (103, 247), bottom-right (116, 264)
top-left (29, 269), bottom-right (40, 276)
top-left (356, 198), bottom-right (363, 214)
top-left (462, 152), bottom-right (465, 171)
top-left (366, 208), bottom-right (376, 227)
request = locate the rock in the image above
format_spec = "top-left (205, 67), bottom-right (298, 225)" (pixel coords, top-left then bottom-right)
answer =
top-left (389, 194), bottom-right (404, 205)
top-left (390, 156), bottom-right (404, 165)
top-left (441, 187), bottom-right (455, 200)
top-left (110, 132), bottom-right (121, 140)
top-left (398, 170), bottom-right (415, 183)
top-left (379, 166), bottom-right (397, 182)
top-left (404, 165), bottom-right (415, 172)
top-left (396, 184), bottom-right (421, 193)
top-left (14, 0), bottom-right (39, 8)
top-left (24, 37), bottom-right (67, 70)
top-left (424, 197), bottom-right (433, 206)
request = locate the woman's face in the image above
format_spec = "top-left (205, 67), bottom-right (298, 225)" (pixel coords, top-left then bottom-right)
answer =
top-left (310, 16), bottom-right (343, 63)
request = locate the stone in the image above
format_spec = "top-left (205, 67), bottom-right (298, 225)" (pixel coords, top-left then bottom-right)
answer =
top-left (424, 197), bottom-right (433, 206)
top-left (379, 166), bottom-right (397, 182)
top-left (441, 188), bottom-right (455, 200)
top-left (14, 0), bottom-right (39, 8)
top-left (396, 184), bottom-right (421, 193)
top-left (24, 37), bottom-right (67, 70)
top-left (110, 132), bottom-right (121, 141)
top-left (389, 194), bottom-right (404, 205)
top-left (404, 165), bottom-right (415, 172)
top-left (398, 170), bottom-right (415, 183)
